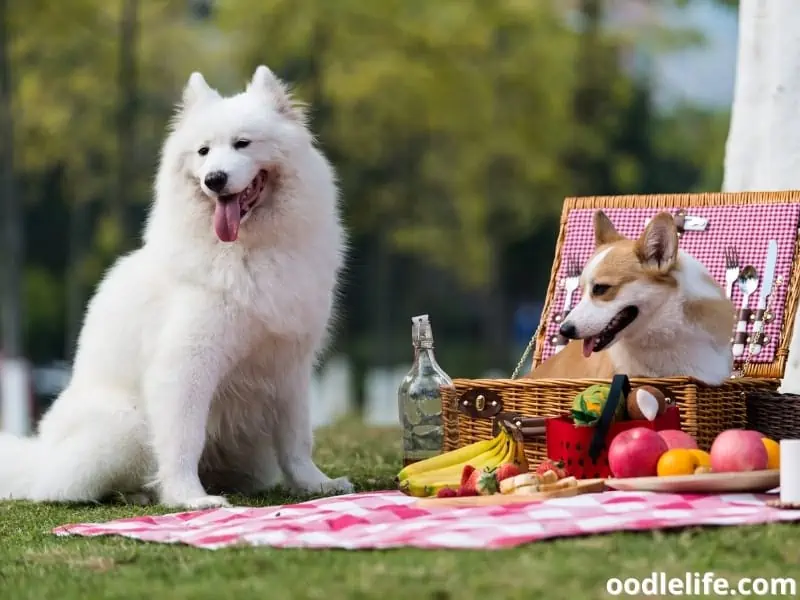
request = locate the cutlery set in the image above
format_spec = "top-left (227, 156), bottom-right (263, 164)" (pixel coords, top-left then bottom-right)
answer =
top-left (726, 239), bottom-right (779, 359)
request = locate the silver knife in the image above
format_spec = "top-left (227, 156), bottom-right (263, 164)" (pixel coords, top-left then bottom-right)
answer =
top-left (749, 239), bottom-right (778, 355)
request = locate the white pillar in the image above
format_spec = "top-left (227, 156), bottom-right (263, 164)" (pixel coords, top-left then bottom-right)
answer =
top-left (1, 356), bottom-right (31, 435)
top-left (722, 0), bottom-right (800, 392)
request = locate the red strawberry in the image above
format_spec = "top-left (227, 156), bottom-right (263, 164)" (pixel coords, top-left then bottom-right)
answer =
top-left (464, 467), bottom-right (499, 496)
top-left (535, 459), bottom-right (569, 479)
top-left (436, 487), bottom-right (458, 498)
top-left (460, 464), bottom-right (476, 486)
top-left (456, 485), bottom-right (478, 497)
top-left (494, 463), bottom-right (521, 482)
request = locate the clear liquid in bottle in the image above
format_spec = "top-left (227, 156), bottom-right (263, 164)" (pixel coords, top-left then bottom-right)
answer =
top-left (398, 314), bottom-right (453, 465)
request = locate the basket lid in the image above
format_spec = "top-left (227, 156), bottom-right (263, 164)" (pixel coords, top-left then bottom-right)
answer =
top-left (532, 191), bottom-right (800, 380)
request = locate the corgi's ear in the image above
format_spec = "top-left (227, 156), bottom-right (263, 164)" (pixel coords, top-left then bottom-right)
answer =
top-left (594, 211), bottom-right (623, 247)
top-left (247, 65), bottom-right (307, 123)
top-left (181, 72), bottom-right (219, 111)
top-left (636, 212), bottom-right (678, 273)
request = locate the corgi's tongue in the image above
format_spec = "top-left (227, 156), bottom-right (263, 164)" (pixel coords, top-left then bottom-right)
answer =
top-left (214, 197), bottom-right (241, 242)
top-left (582, 338), bottom-right (596, 358)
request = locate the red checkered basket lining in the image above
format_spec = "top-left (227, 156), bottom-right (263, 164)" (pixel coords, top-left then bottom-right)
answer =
top-left (539, 204), bottom-right (800, 365)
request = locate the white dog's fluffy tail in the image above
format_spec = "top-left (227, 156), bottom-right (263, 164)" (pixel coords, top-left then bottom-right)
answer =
top-left (0, 433), bottom-right (40, 500)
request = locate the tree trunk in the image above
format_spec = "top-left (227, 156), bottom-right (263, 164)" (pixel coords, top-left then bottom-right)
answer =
top-left (0, 0), bottom-right (20, 357)
top-left (723, 0), bottom-right (800, 392)
top-left (481, 235), bottom-right (507, 372)
top-left (566, 0), bottom-right (606, 196)
top-left (65, 199), bottom-right (89, 361)
top-left (722, 0), bottom-right (770, 192)
top-left (758, 1), bottom-right (800, 192)
top-left (370, 234), bottom-right (393, 369)
top-left (115, 0), bottom-right (139, 249)
top-left (0, 0), bottom-right (32, 434)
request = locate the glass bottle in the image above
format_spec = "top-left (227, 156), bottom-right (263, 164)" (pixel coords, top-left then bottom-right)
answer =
top-left (397, 317), bottom-right (420, 463)
top-left (398, 314), bottom-right (454, 466)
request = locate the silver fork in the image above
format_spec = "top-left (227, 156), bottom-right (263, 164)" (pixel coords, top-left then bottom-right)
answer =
top-left (554, 255), bottom-right (582, 353)
top-left (563, 255), bottom-right (581, 310)
top-left (724, 247), bottom-right (740, 300)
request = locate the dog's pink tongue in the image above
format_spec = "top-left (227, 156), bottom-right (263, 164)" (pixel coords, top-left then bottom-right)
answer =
top-left (214, 198), bottom-right (241, 242)
top-left (582, 338), bottom-right (594, 358)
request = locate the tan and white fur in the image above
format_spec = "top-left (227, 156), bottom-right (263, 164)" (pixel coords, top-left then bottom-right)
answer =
top-left (0, 66), bottom-right (353, 508)
top-left (529, 211), bottom-right (735, 385)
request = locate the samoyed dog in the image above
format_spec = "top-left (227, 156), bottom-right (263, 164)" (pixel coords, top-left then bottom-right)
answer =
top-left (0, 66), bottom-right (353, 508)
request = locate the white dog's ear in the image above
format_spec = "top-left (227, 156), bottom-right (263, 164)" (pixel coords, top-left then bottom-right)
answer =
top-left (636, 212), bottom-right (678, 273)
top-left (247, 65), bottom-right (306, 123)
top-left (181, 72), bottom-right (218, 111)
top-left (594, 211), bottom-right (624, 247)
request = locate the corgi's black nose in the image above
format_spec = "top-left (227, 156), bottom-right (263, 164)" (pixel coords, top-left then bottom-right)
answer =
top-left (204, 171), bottom-right (228, 193)
top-left (559, 322), bottom-right (578, 339)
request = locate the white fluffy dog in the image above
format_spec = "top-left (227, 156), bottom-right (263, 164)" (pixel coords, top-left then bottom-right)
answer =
top-left (0, 66), bottom-right (353, 508)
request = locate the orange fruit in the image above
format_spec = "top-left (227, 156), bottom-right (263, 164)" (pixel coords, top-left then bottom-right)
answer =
top-left (762, 438), bottom-right (780, 470)
top-left (688, 449), bottom-right (711, 468)
top-left (657, 449), bottom-right (697, 477)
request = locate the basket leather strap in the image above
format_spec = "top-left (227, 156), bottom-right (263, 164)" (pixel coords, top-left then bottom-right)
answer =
top-left (588, 374), bottom-right (631, 461)
top-left (492, 412), bottom-right (546, 439)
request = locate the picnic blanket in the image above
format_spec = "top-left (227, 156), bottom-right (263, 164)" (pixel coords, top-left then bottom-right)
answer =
top-left (53, 490), bottom-right (800, 550)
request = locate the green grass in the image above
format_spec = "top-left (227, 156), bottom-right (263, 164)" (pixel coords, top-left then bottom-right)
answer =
top-left (1, 420), bottom-right (798, 600)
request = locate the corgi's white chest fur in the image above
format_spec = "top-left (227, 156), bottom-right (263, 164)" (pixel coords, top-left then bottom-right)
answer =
top-left (609, 343), bottom-right (731, 385)
top-left (608, 251), bottom-right (734, 384)
top-left (607, 319), bottom-right (732, 385)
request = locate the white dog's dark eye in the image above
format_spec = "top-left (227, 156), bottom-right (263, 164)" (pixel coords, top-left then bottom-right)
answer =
top-left (592, 283), bottom-right (611, 296)
top-left (234, 139), bottom-right (251, 150)
top-left (198, 146), bottom-right (209, 156)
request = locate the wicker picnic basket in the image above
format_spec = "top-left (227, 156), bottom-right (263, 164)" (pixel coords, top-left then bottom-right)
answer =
top-left (442, 191), bottom-right (800, 467)
top-left (745, 390), bottom-right (800, 441)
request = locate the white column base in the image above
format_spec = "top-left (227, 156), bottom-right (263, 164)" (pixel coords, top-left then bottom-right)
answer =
top-left (1, 357), bottom-right (32, 435)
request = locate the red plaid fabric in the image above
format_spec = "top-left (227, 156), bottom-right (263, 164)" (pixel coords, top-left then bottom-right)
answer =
top-left (52, 490), bottom-right (799, 550)
top-left (540, 203), bottom-right (800, 364)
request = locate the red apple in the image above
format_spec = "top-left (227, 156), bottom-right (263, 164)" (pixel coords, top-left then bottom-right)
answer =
top-left (657, 429), bottom-right (698, 450)
top-left (710, 429), bottom-right (769, 473)
top-left (608, 427), bottom-right (668, 478)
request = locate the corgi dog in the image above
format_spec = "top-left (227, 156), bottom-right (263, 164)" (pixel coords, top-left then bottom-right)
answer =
top-left (528, 210), bottom-right (735, 385)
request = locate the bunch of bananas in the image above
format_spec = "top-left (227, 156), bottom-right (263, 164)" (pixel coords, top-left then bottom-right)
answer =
top-left (396, 426), bottom-right (527, 497)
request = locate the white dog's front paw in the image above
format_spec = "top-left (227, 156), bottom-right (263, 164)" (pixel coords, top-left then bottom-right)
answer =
top-left (323, 476), bottom-right (354, 495)
top-left (162, 494), bottom-right (231, 510)
top-left (293, 476), bottom-right (354, 496)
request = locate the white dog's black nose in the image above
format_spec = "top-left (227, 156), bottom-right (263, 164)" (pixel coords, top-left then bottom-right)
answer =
top-left (204, 171), bottom-right (228, 193)
top-left (559, 322), bottom-right (578, 339)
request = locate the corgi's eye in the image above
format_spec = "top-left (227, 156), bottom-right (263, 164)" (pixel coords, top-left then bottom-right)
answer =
top-left (234, 139), bottom-right (251, 150)
top-left (591, 283), bottom-right (611, 296)
top-left (198, 146), bottom-right (209, 156)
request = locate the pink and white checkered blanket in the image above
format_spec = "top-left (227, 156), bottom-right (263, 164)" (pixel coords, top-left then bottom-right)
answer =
top-left (53, 490), bottom-right (800, 550)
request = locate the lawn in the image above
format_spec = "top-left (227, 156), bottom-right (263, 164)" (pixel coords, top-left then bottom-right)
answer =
top-left (2, 420), bottom-right (798, 600)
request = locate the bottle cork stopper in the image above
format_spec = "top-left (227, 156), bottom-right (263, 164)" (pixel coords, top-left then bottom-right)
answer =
top-left (413, 314), bottom-right (433, 345)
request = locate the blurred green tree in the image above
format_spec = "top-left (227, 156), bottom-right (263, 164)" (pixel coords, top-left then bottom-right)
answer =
top-left (215, 0), bottom-right (581, 367)
top-left (4, 0), bottom-right (739, 379)
top-left (218, 0), bottom-right (578, 288)
top-left (210, 0), bottom-right (738, 374)
top-left (8, 0), bottom-right (204, 359)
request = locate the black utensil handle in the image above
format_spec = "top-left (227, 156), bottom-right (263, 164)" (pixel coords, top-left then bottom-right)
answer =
top-left (588, 374), bottom-right (631, 461)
